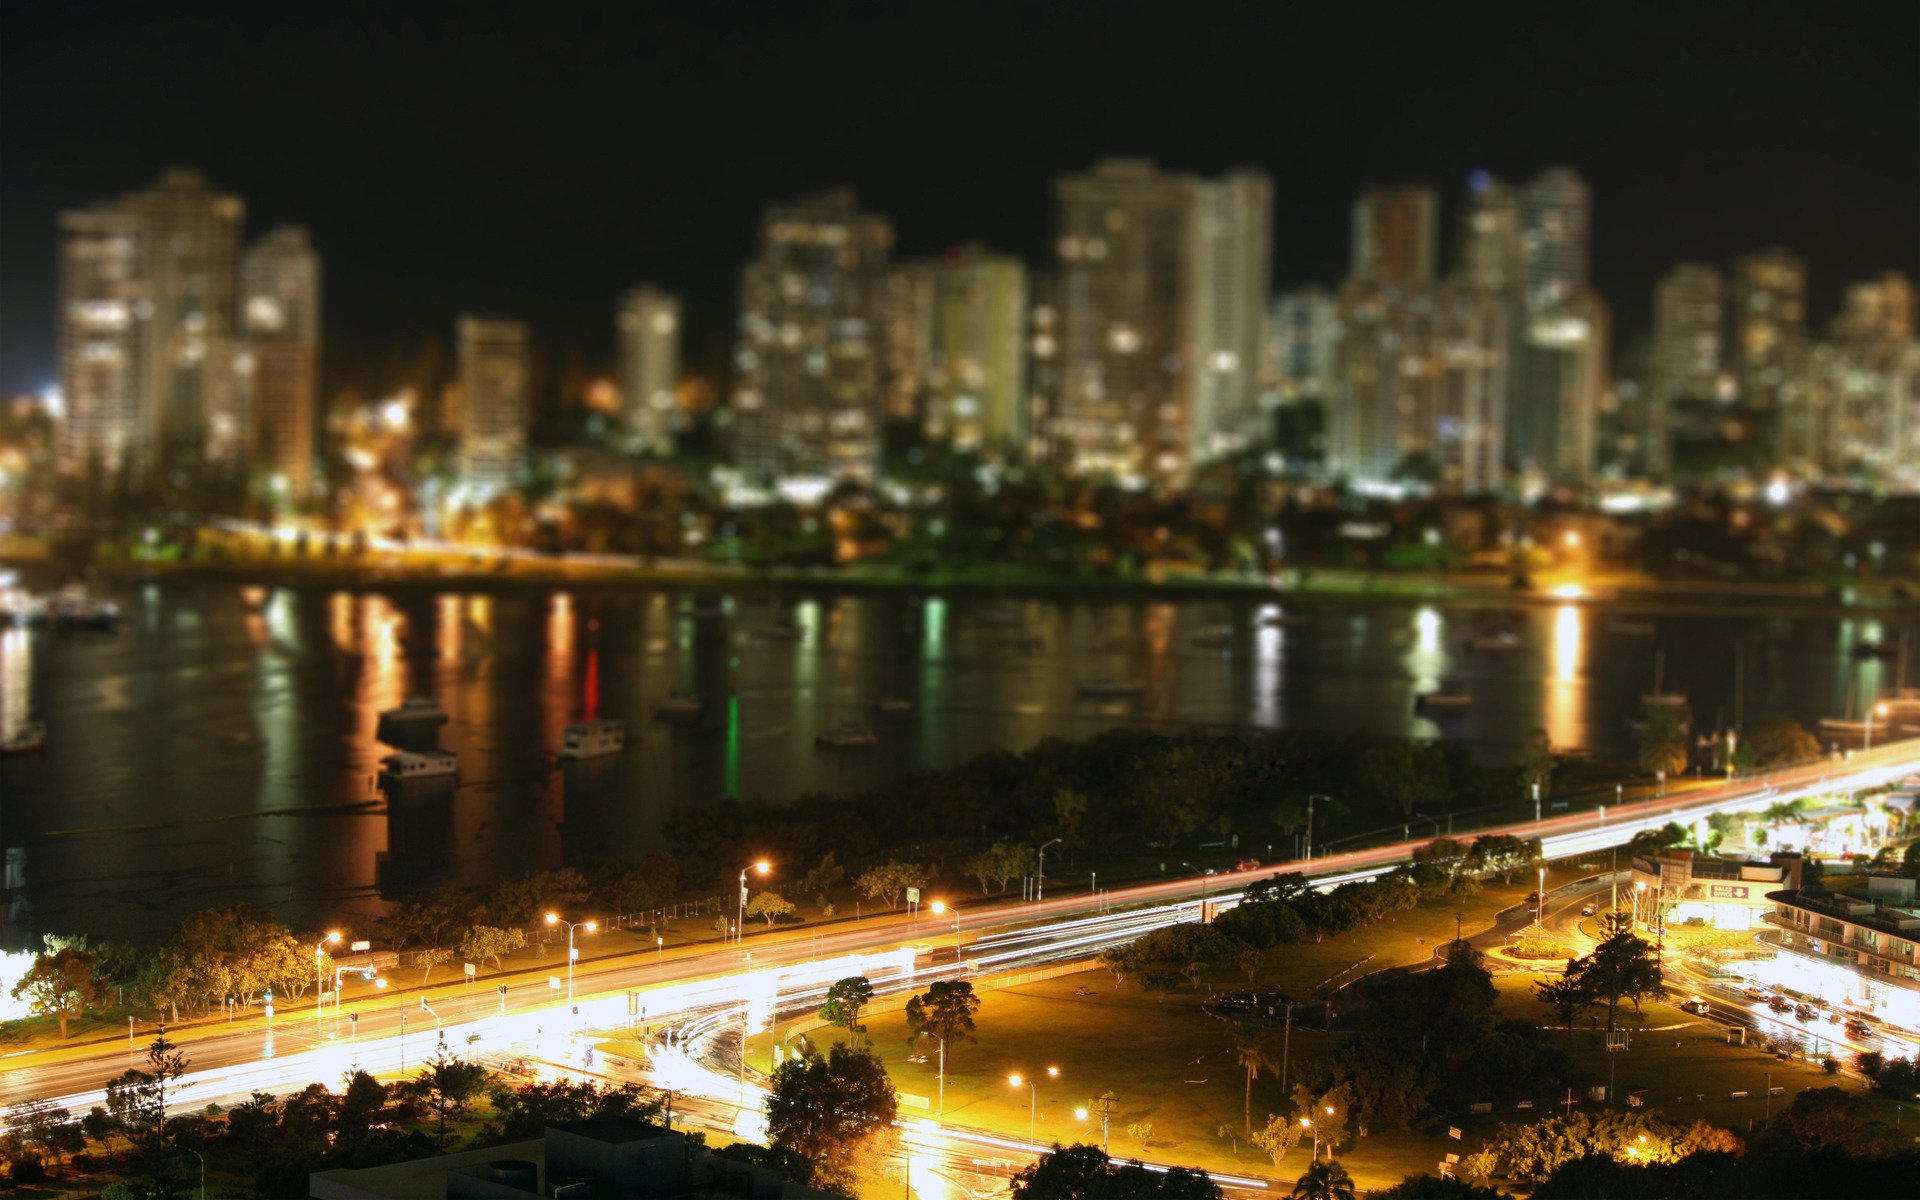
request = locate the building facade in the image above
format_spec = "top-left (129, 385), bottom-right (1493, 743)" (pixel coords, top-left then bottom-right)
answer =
top-left (1763, 877), bottom-right (1920, 1030)
top-left (1048, 158), bottom-right (1272, 486)
top-left (1509, 167), bottom-right (1604, 489)
top-left (455, 317), bottom-right (532, 498)
top-left (238, 225), bottom-right (322, 499)
top-left (1730, 247), bottom-right (1808, 434)
top-left (729, 188), bottom-right (894, 491)
top-left (617, 286), bottom-right (682, 454)
top-left (1451, 173), bottom-right (1524, 297)
top-left (1264, 286), bottom-right (1338, 409)
top-left (1789, 272), bottom-right (1919, 483)
top-left (1629, 848), bottom-right (1798, 931)
top-left (1647, 263), bottom-right (1725, 475)
top-left (55, 208), bottom-right (151, 475)
top-left (1350, 185), bottom-right (1438, 287)
top-left (925, 247), bottom-right (1029, 454)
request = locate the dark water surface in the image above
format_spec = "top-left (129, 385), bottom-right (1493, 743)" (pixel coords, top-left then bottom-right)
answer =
top-left (1, 579), bottom-right (1911, 945)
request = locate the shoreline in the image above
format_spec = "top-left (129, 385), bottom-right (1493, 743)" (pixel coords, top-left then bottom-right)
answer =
top-left (50, 552), bottom-right (1920, 618)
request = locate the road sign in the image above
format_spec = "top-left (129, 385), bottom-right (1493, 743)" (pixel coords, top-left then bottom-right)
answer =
top-left (350, 940), bottom-right (371, 952)
top-left (548, 976), bottom-right (561, 990)
top-left (464, 962), bottom-right (477, 978)
top-left (906, 887), bottom-right (920, 905)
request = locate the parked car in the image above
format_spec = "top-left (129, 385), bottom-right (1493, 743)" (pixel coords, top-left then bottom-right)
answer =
top-left (1679, 998), bottom-right (1711, 1015)
top-left (1579, 905), bottom-right (1596, 917)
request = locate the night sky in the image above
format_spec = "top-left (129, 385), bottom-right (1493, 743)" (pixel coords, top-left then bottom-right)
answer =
top-left (2, 0), bottom-right (1915, 398)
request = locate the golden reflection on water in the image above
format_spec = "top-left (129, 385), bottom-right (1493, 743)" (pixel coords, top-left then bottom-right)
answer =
top-left (1545, 603), bottom-right (1587, 748)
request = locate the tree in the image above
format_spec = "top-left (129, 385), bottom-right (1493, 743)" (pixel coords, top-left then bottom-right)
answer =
top-left (966, 842), bottom-right (1035, 894)
top-left (1466, 834), bottom-right (1539, 884)
top-left (904, 980), bottom-right (981, 1059)
top-left (1360, 741), bottom-right (1447, 820)
top-left (766, 1045), bottom-right (898, 1193)
top-left (458, 925), bottom-right (525, 972)
top-left (1626, 822), bottom-right (1689, 856)
top-left (747, 891), bottom-right (797, 927)
top-left (1566, 932), bottom-right (1662, 1033)
top-left (1290, 1160), bottom-right (1358, 1200)
top-left (1252, 1111), bottom-right (1305, 1168)
top-left (415, 947), bottom-right (453, 985)
top-left (1372, 1175), bottom-right (1506, 1199)
top-left (1011, 1144), bottom-right (1223, 1200)
top-left (384, 889), bottom-right (466, 952)
top-left (486, 1079), bottom-right (657, 1140)
top-left (820, 977), bottom-right (875, 1048)
top-left (799, 853), bottom-right (846, 907)
top-left (409, 1046), bottom-right (488, 1150)
top-left (1637, 706), bottom-right (1689, 778)
top-left (6, 1097), bottom-right (82, 1174)
top-left (1052, 789), bottom-right (1089, 850)
top-left (1532, 974), bottom-right (1593, 1038)
top-left (855, 861), bottom-right (927, 910)
top-left (1518, 727), bottom-right (1555, 797)
top-left (104, 1029), bottom-right (189, 1155)
top-left (11, 947), bottom-right (102, 1039)
top-left (1738, 717), bottom-right (1821, 768)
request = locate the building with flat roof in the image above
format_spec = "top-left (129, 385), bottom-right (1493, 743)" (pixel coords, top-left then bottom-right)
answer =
top-left (311, 1118), bottom-right (844, 1200)
top-left (1762, 879), bottom-right (1920, 1032)
top-left (1629, 848), bottom-right (1800, 931)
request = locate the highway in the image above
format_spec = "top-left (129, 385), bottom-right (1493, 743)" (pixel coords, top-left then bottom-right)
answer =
top-left (4, 734), bottom-right (1916, 1169)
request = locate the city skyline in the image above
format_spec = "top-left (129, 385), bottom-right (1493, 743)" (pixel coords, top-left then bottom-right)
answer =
top-left (2, 3), bottom-right (1915, 396)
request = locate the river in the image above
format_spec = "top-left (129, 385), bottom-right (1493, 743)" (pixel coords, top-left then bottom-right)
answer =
top-left (1, 578), bottom-right (1912, 945)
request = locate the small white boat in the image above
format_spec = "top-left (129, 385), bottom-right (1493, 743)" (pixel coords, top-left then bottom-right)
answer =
top-left (654, 693), bottom-right (703, 720)
top-left (1, 722), bottom-right (47, 757)
top-left (1190, 625), bottom-right (1234, 650)
top-left (379, 696), bottom-right (448, 727)
top-left (41, 586), bottom-right (121, 631)
top-left (1466, 630), bottom-right (1521, 652)
top-left (748, 621), bottom-right (806, 643)
top-left (1417, 690), bottom-right (1473, 713)
top-left (1077, 679), bottom-right (1147, 699)
top-left (380, 750), bottom-right (458, 781)
top-left (874, 696), bottom-right (914, 714)
top-left (815, 721), bottom-right (879, 750)
top-left (560, 719), bottom-right (625, 759)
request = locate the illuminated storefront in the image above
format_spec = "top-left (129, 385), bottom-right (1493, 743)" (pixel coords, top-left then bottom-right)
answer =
top-left (1631, 849), bottom-right (1800, 931)
top-left (1762, 879), bottom-right (1920, 1033)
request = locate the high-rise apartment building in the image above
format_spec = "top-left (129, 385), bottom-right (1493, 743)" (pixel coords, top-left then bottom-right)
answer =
top-left (238, 226), bottom-right (322, 498)
top-left (1647, 263), bottom-right (1724, 474)
top-left (617, 286), bottom-right (681, 453)
top-left (925, 247), bottom-right (1029, 454)
top-left (455, 317), bottom-right (531, 498)
top-left (1327, 283), bottom-right (1508, 494)
top-left (1048, 158), bottom-right (1272, 485)
top-left (730, 189), bottom-right (894, 488)
top-left (1521, 167), bottom-right (1591, 312)
top-left (55, 168), bottom-right (244, 476)
top-left (55, 208), bottom-right (151, 475)
top-left (1350, 185), bottom-right (1438, 287)
top-left (1451, 173), bottom-right (1524, 296)
top-left (1792, 272), bottom-right (1919, 481)
top-left (879, 263), bottom-right (936, 427)
top-left (1730, 247), bottom-right (1807, 423)
top-left (120, 168), bottom-right (244, 460)
top-left (1264, 287), bottom-right (1338, 408)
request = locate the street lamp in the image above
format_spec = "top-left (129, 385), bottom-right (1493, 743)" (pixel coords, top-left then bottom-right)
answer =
top-left (1306, 795), bottom-right (1328, 861)
top-left (544, 913), bottom-right (598, 1009)
top-left (930, 901), bottom-right (963, 955)
top-left (1009, 1066), bottom-right (1059, 1146)
top-left (1300, 1104), bottom-right (1335, 1162)
top-left (738, 860), bottom-right (771, 944)
top-left (1036, 839), bottom-right (1063, 902)
top-left (1866, 702), bottom-right (1889, 752)
top-left (314, 931), bottom-right (340, 1020)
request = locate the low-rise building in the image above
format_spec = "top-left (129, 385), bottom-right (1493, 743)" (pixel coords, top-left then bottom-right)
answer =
top-left (1762, 876), bottom-right (1920, 1031)
top-left (1629, 849), bottom-right (1801, 931)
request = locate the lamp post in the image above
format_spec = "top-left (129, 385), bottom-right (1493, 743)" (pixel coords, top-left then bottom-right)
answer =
top-left (1536, 866), bottom-right (1546, 928)
top-left (1076, 1093), bottom-right (1115, 1153)
top-left (930, 901), bottom-right (962, 956)
top-left (1036, 839), bottom-right (1063, 902)
top-left (656, 935), bottom-right (665, 982)
top-left (544, 913), bottom-right (598, 1009)
top-left (738, 860), bottom-right (771, 944)
top-left (1306, 795), bottom-right (1327, 861)
top-left (314, 931), bottom-right (340, 1021)
top-left (1009, 1066), bottom-right (1059, 1146)
top-left (1299, 1104), bottom-right (1335, 1162)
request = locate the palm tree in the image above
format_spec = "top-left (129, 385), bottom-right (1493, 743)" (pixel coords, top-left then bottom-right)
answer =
top-left (1289, 1159), bottom-right (1357, 1200)
top-left (1637, 706), bottom-right (1689, 778)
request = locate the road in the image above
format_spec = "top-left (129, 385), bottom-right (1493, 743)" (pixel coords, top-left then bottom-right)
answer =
top-left (5, 734), bottom-right (1917, 1161)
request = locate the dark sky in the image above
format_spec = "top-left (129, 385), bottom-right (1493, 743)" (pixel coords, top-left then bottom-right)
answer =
top-left (3, 0), bottom-right (1916, 397)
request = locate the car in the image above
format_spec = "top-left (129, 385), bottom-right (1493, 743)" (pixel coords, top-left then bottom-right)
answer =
top-left (1579, 905), bottom-right (1596, 917)
top-left (1846, 1019), bottom-right (1873, 1039)
top-left (1794, 1003), bottom-right (1817, 1021)
top-left (1679, 998), bottom-right (1711, 1015)
top-left (1743, 986), bottom-right (1768, 1001)
top-left (1525, 891), bottom-right (1544, 905)
top-left (1767, 996), bottom-right (1792, 1013)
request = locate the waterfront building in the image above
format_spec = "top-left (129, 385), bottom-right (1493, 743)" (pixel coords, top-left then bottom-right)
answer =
top-left (925, 246), bottom-right (1028, 454)
top-left (55, 207), bottom-right (150, 475)
top-left (729, 188), bottom-right (894, 491)
top-left (1763, 876), bottom-right (1920, 1031)
top-left (1730, 247), bottom-right (1808, 430)
top-left (1048, 158), bottom-right (1272, 486)
top-left (878, 261), bottom-right (936, 427)
top-left (455, 316), bottom-right (532, 498)
top-left (617, 286), bottom-right (682, 454)
top-left (1508, 167), bottom-right (1604, 489)
top-left (1351, 184), bottom-right (1438, 287)
top-left (1521, 167), bottom-right (1590, 313)
top-left (1789, 272), bottom-right (1919, 484)
top-left (1326, 282), bottom-right (1507, 494)
top-left (238, 226), bottom-right (322, 499)
top-left (1264, 286), bottom-right (1338, 408)
top-left (55, 168), bottom-right (244, 475)
top-left (1647, 263), bottom-right (1725, 476)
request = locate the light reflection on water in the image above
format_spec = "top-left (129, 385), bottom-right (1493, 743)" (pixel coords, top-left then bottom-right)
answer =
top-left (0, 580), bottom-right (1909, 945)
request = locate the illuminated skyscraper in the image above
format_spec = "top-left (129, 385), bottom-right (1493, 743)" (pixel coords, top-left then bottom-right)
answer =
top-left (1793, 272), bottom-right (1918, 482)
top-left (1521, 167), bottom-right (1590, 312)
top-left (55, 208), bottom-right (151, 475)
top-left (730, 188), bottom-right (894, 490)
top-left (1350, 185), bottom-right (1437, 286)
top-left (879, 262), bottom-right (936, 427)
top-left (1451, 174), bottom-right (1523, 296)
top-left (236, 226), bottom-right (322, 499)
top-left (120, 168), bottom-right (244, 460)
top-left (1508, 167), bottom-right (1604, 489)
top-left (1264, 287), bottom-right (1337, 407)
top-left (1730, 247), bottom-right (1807, 423)
top-left (456, 316), bottom-right (531, 497)
top-left (1327, 283), bottom-right (1508, 494)
top-left (1647, 263), bottom-right (1724, 475)
top-left (1049, 158), bottom-right (1271, 485)
top-left (618, 286), bottom-right (681, 453)
top-left (925, 247), bottom-right (1029, 454)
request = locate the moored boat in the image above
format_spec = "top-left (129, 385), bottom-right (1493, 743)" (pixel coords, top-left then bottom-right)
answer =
top-left (560, 719), bottom-right (625, 759)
